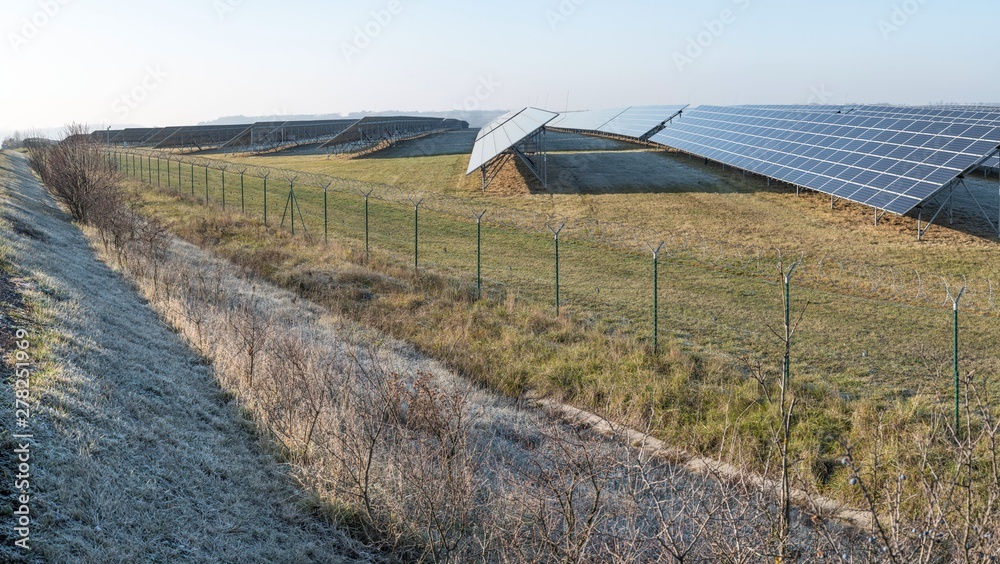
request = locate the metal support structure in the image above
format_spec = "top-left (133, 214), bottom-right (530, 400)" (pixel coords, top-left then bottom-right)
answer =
top-left (473, 209), bottom-right (488, 299)
top-left (949, 286), bottom-right (966, 434)
top-left (874, 209), bottom-right (886, 227)
top-left (156, 157), bottom-right (160, 187)
top-left (478, 128), bottom-right (548, 192)
top-left (548, 223), bottom-right (566, 316)
top-left (240, 173), bottom-right (245, 213)
top-left (917, 184), bottom-right (956, 241)
top-left (647, 242), bottom-right (665, 354)
top-left (190, 163), bottom-right (195, 196)
top-left (279, 179), bottom-right (306, 236)
top-left (205, 166), bottom-right (210, 205)
top-left (221, 169), bottom-right (226, 210)
top-left (410, 197), bottom-right (424, 271)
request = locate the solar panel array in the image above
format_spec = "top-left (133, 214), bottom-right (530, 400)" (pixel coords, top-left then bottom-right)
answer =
top-left (548, 108), bottom-right (629, 132)
top-left (467, 108), bottom-right (558, 174)
top-left (546, 105), bottom-right (687, 141)
top-left (651, 106), bottom-right (1000, 215)
top-left (319, 117), bottom-right (466, 154)
top-left (95, 116), bottom-right (465, 154)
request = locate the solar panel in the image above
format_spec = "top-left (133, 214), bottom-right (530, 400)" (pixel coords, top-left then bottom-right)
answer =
top-left (547, 107), bottom-right (629, 132)
top-left (467, 108), bottom-right (558, 174)
top-left (597, 105), bottom-right (688, 139)
top-left (651, 106), bottom-right (1000, 215)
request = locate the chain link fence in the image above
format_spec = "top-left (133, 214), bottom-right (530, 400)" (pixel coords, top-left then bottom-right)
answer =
top-left (110, 149), bottom-right (1000, 395)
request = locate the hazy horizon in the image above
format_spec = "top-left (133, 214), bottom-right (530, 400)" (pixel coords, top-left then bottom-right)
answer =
top-left (2, 0), bottom-right (999, 137)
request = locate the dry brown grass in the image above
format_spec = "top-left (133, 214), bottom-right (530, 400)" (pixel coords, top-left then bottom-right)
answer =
top-left (0, 151), bottom-right (369, 562)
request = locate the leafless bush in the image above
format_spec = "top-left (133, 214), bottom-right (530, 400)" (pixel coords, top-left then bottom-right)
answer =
top-left (28, 124), bottom-right (121, 224)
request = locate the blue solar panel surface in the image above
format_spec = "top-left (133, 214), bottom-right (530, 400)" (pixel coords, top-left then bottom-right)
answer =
top-left (651, 106), bottom-right (1000, 215)
top-left (597, 105), bottom-right (687, 139)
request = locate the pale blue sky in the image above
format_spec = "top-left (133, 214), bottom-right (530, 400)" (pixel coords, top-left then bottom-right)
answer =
top-left (1, 0), bottom-right (997, 133)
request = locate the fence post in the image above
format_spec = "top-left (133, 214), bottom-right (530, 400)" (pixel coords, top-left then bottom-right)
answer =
top-left (190, 163), bottom-right (195, 197)
top-left (949, 286), bottom-right (967, 434)
top-left (240, 172), bottom-right (245, 213)
top-left (410, 197), bottom-right (424, 271)
top-left (204, 165), bottom-right (209, 206)
top-left (139, 153), bottom-right (143, 182)
top-left (166, 157), bottom-right (171, 189)
top-left (647, 242), bottom-right (665, 353)
top-left (548, 223), bottom-right (566, 316)
top-left (156, 155), bottom-right (160, 188)
top-left (362, 189), bottom-right (373, 261)
top-left (779, 260), bottom-right (799, 552)
top-left (321, 182), bottom-right (332, 245)
top-left (262, 172), bottom-right (270, 225)
top-left (473, 209), bottom-right (488, 300)
top-left (221, 167), bottom-right (227, 210)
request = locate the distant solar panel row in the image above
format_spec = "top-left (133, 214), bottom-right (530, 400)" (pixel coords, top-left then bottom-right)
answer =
top-left (546, 105), bottom-right (687, 141)
top-left (651, 106), bottom-right (1000, 215)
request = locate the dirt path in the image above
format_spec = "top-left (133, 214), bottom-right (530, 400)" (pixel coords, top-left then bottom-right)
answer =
top-left (0, 152), bottom-right (368, 562)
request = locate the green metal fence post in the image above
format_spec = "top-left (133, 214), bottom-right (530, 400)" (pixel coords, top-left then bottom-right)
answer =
top-left (221, 168), bottom-right (226, 210)
top-left (647, 242), bottom-right (665, 353)
top-left (139, 154), bottom-right (143, 183)
top-left (410, 197), bottom-right (424, 271)
top-left (240, 172), bottom-right (245, 214)
top-left (473, 210), bottom-right (488, 300)
top-left (362, 189), bottom-right (373, 261)
top-left (322, 182), bottom-right (332, 245)
top-left (782, 262), bottom-right (799, 394)
top-left (262, 172), bottom-right (270, 225)
top-left (156, 156), bottom-right (160, 187)
top-left (204, 166), bottom-right (209, 205)
top-left (950, 287), bottom-right (966, 434)
top-left (548, 223), bottom-right (566, 316)
top-left (190, 163), bottom-right (195, 197)
top-left (166, 158), bottom-right (171, 189)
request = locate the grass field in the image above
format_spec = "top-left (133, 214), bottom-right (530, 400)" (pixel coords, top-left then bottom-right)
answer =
top-left (115, 144), bottom-right (1000, 501)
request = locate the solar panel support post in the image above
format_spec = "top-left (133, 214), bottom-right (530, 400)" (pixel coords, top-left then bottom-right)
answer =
top-left (949, 286), bottom-right (966, 436)
top-left (647, 242), bottom-right (665, 354)
top-left (473, 210), bottom-right (488, 300)
top-left (548, 223), bottom-right (566, 317)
